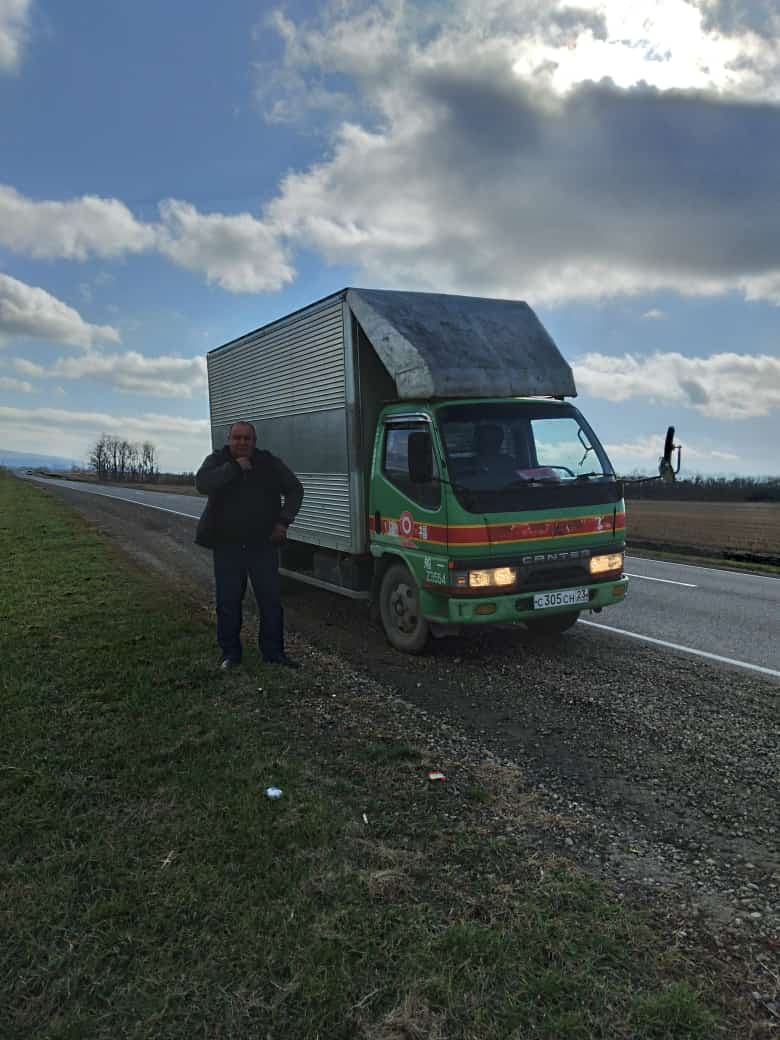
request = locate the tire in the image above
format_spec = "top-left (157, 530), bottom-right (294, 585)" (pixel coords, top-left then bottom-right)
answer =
top-left (525, 610), bottom-right (580, 636)
top-left (379, 562), bottom-right (430, 654)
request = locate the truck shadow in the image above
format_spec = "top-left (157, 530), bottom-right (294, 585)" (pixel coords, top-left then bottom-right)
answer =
top-left (279, 574), bottom-right (576, 665)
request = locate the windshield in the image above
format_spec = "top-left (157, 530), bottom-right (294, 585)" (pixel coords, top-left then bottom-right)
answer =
top-left (437, 401), bottom-right (616, 507)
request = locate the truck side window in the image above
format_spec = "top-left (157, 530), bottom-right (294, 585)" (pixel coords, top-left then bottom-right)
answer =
top-left (383, 425), bottom-right (441, 509)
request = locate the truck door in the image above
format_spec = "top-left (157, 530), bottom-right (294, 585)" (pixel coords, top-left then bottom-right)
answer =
top-left (371, 417), bottom-right (449, 569)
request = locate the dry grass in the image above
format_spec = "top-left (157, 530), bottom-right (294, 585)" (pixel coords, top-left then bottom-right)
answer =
top-left (626, 500), bottom-right (780, 556)
top-left (361, 995), bottom-right (447, 1040)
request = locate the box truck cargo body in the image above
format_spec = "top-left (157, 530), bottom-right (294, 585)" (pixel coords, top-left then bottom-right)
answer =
top-left (205, 288), bottom-right (629, 652)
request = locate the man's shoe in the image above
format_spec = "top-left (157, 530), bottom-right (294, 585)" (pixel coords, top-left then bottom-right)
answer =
top-left (265, 654), bottom-right (300, 670)
top-left (220, 657), bottom-right (240, 671)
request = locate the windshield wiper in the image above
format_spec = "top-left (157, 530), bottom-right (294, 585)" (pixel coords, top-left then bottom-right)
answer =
top-left (575, 472), bottom-right (609, 481)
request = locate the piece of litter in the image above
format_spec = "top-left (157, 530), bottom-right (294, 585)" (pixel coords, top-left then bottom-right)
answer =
top-left (362, 813), bottom-right (369, 825)
top-left (265, 786), bottom-right (283, 799)
top-left (427, 771), bottom-right (446, 782)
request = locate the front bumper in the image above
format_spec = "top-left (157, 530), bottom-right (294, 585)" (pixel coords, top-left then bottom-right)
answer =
top-left (421, 576), bottom-right (629, 625)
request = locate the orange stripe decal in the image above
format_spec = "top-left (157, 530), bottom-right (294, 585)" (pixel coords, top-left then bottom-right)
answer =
top-left (370, 511), bottom-right (625, 545)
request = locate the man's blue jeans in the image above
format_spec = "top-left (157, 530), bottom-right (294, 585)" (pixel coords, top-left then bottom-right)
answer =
top-left (213, 543), bottom-right (284, 662)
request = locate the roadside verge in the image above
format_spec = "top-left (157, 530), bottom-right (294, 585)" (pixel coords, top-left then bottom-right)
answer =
top-left (0, 471), bottom-right (738, 1038)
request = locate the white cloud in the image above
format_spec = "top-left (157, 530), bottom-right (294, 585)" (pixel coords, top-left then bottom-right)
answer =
top-left (0, 185), bottom-right (295, 295)
top-left (574, 351), bottom-right (780, 418)
top-left (0, 185), bottom-right (156, 259)
top-left (257, 0), bottom-right (780, 306)
top-left (642, 309), bottom-right (665, 320)
top-left (510, 0), bottom-right (780, 100)
top-left (10, 357), bottom-right (45, 376)
top-left (49, 350), bottom-right (207, 398)
top-left (258, 0), bottom-right (780, 111)
top-left (2, 0), bottom-right (780, 310)
top-left (0, 375), bottom-right (32, 392)
top-left (8, 348), bottom-right (206, 398)
top-left (604, 433), bottom-right (738, 463)
top-left (79, 271), bottom-right (115, 304)
top-left (0, 0), bottom-right (31, 73)
top-left (156, 200), bottom-right (294, 293)
top-left (0, 274), bottom-right (120, 349)
top-left (0, 405), bottom-right (210, 472)
top-left (696, 0), bottom-right (780, 40)
top-left (603, 432), bottom-right (740, 478)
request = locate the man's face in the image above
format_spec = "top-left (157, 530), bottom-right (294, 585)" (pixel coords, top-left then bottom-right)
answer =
top-left (228, 424), bottom-right (256, 458)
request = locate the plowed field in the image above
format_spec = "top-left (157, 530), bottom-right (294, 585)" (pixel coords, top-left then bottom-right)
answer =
top-left (626, 500), bottom-right (779, 557)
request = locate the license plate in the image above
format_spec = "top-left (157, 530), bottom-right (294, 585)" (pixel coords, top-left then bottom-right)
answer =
top-left (533, 587), bottom-right (589, 610)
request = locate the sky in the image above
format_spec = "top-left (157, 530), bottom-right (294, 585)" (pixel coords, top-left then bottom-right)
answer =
top-left (0, 0), bottom-right (778, 477)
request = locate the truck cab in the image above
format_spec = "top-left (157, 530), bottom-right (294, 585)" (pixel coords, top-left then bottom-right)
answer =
top-left (369, 398), bottom-right (627, 651)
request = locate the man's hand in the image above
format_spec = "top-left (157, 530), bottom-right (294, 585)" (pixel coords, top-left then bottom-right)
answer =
top-left (270, 522), bottom-right (288, 545)
top-left (236, 456), bottom-right (252, 471)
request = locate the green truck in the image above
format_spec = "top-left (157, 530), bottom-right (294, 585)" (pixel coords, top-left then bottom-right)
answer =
top-left (205, 288), bottom-right (673, 652)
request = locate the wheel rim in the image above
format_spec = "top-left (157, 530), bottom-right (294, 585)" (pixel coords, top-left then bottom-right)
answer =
top-left (388, 581), bottom-right (419, 635)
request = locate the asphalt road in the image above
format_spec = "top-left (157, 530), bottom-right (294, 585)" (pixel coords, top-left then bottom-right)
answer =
top-left (20, 473), bottom-right (780, 678)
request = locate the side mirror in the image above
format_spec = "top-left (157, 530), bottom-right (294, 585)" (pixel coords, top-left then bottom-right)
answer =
top-left (408, 431), bottom-right (433, 483)
top-left (658, 426), bottom-right (682, 482)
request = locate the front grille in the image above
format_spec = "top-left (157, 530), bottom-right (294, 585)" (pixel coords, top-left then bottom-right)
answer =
top-left (520, 563), bottom-right (590, 591)
top-left (448, 543), bottom-right (624, 595)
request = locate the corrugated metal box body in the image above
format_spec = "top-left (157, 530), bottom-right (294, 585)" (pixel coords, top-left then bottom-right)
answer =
top-left (206, 292), bottom-right (364, 553)
top-left (206, 287), bottom-right (577, 557)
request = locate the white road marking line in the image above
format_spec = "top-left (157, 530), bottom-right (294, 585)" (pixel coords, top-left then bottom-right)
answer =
top-left (67, 487), bottom-right (199, 519)
top-left (624, 572), bottom-right (697, 588)
top-left (30, 477), bottom-right (200, 519)
top-left (580, 620), bottom-right (780, 679)
top-left (101, 496), bottom-right (200, 519)
top-left (625, 555), bottom-right (778, 580)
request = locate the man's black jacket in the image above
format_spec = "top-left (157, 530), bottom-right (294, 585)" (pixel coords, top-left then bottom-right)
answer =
top-left (195, 446), bottom-right (304, 548)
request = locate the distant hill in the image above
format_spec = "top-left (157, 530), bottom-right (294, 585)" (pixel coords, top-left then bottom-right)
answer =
top-left (0, 448), bottom-right (82, 471)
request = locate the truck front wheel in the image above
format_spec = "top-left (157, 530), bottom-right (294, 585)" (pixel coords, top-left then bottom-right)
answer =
top-left (379, 562), bottom-right (430, 654)
top-left (524, 610), bottom-right (580, 636)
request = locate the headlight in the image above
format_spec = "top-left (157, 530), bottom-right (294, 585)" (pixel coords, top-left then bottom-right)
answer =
top-left (493, 567), bottom-right (517, 586)
top-left (589, 552), bottom-right (624, 575)
top-left (468, 566), bottom-right (517, 588)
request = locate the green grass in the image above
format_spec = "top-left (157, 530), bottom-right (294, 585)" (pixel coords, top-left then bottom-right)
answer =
top-left (0, 471), bottom-right (731, 1038)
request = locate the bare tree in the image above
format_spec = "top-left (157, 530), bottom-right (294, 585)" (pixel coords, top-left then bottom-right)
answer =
top-left (104, 434), bottom-right (119, 480)
top-left (88, 433), bottom-right (110, 481)
top-left (118, 439), bottom-right (130, 481)
top-left (141, 441), bottom-right (158, 482)
top-left (88, 433), bottom-right (161, 483)
top-left (127, 441), bottom-right (141, 482)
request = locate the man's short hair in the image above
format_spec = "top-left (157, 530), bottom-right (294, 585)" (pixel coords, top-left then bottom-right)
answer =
top-left (228, 421), bottom-right (257, 440)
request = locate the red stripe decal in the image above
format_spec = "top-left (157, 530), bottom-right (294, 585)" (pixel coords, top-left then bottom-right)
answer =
top-left (371, 512), bottom-right (625, 544)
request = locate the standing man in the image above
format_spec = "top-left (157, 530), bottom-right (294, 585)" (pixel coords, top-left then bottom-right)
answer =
top-left (195, 421), bottom-right (304, 670)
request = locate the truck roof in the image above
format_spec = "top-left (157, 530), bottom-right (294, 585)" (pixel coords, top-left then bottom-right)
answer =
top-left (346, 288), bottom-right (576, 399)
top-left (209, 287), bottom-right (577, 400)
